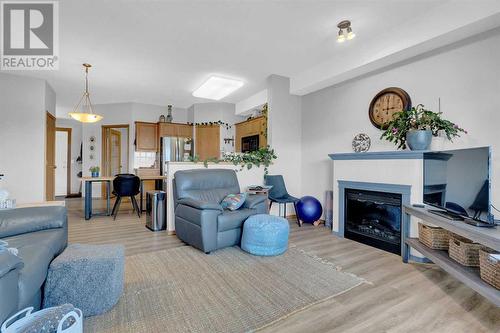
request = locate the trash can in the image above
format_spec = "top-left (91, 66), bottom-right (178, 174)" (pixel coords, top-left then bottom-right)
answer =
top-left (146, 190), bottom-right (166, 231)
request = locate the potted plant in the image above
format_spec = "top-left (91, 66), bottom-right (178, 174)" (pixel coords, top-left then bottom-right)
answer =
top-left (89, 166), bottom-right (100, 177)
top-left (381, 104), bottom-right (467, 150)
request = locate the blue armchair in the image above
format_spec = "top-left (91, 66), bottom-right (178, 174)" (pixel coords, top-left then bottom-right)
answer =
top-left (173, 169), bottom-right (267, 253)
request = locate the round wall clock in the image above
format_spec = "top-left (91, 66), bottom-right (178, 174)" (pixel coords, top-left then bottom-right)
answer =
top-left (368, 87), bottom-right (411, 129)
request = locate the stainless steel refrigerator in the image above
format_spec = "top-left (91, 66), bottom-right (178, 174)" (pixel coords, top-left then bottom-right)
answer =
top-left (160, 137), bottom-right (193, 174)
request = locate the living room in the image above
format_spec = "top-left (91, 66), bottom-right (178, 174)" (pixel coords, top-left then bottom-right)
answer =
top-left (0, 1), bottom-right (500, 332)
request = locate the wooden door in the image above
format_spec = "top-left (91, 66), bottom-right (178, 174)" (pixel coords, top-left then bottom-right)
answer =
top-left (195, 125), bottom-right (220, 160)
top-left (102, 125), bottom-right (129, 198)
top-left (135, 122), bottom-right (158, 151)
top-left (110, 129), bottom-right (122, 176)
top-left (45, 112), bottom-right (56, 201)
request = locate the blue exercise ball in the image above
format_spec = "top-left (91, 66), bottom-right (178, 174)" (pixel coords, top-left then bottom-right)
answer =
top-left (296, 196), bottom-right (323, 224)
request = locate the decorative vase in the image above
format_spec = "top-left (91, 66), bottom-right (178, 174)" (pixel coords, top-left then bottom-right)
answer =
top-left (406, 130), bottom-right (432, 150)
top-left (91, 171), bottom-right (99, 178)
top-left (166, 105), bottom-right (173, 123)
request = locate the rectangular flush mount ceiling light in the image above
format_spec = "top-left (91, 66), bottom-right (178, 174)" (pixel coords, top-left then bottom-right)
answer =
top-left (192, 76), bottom-right (244, 100)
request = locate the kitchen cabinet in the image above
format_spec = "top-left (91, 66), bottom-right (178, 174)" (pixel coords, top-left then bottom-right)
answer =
top-left (135, 168), bottom-right (160, 209)
top-left (158, 123), bottom-right (193, 138)
top-left (195, 125), bottom-right (220, 160)
top-left (235, 116), bottom-right (267, 152)
top-left (135, 122), bottom-right (158, 152)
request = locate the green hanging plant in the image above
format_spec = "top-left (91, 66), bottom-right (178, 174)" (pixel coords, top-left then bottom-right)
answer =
top-left (189, 146), bottom-right (277, 175)
top-left (187, 120), bottom-right (232, 130)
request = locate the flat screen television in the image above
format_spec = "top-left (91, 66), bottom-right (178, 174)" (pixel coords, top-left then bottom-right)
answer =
top-left (423, 146), bottom-right (492, 223)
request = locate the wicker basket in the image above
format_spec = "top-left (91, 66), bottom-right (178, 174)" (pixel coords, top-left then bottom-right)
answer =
top-left (479, 247), bottom-right (500, 290)
top-left (448, 234), bottom-right (481, 267)
top-left (418, 223), bottom-right (450, 250)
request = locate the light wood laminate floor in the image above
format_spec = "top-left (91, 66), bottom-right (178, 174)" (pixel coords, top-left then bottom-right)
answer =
top-left (65, 198), bottom-right (500, 332)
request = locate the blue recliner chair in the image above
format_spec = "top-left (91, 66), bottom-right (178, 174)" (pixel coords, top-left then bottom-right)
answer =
top-left (173, 169), bottom-right (267, 253)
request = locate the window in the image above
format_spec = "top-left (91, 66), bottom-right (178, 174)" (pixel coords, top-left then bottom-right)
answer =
top-left (134, 152), bottom-right (156, 169)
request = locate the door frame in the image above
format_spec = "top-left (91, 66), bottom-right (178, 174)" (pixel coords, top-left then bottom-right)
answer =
top-left (56, 127), bottom-right (72, 196)
top-left (110, 129), bottom-right (122, 176)
top-left (101, 124), bottom-right (130, 198)
top-left (45, 112), bottom-right (56, 201)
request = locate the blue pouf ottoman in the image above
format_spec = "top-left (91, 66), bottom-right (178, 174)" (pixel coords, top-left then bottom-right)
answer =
top-left (43, 244), bottom-right (125, 317)
top-left (241, 214), bottom-right (289, 256)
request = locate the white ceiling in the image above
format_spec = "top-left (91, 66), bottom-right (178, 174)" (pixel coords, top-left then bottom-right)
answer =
top-left (7, 0), bottom-right (498, 115)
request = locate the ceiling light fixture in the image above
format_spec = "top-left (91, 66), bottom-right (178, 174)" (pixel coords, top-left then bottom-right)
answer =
top-left (192, 76), bottom-right (244, 100)
top-left (337, 20), bottom-right (355, 43)
top-left (69, 63), bottom-right (103, 123)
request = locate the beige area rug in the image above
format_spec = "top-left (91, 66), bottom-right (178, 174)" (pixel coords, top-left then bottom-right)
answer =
top-left (85, 245), bottom-right (365, 333)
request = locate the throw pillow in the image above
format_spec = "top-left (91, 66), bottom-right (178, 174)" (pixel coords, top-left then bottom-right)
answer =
top-left (221, 193), bottom-right (247, 211)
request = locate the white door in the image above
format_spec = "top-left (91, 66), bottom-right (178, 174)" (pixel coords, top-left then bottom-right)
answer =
top-left (55, 131), bottom-right (68, 196)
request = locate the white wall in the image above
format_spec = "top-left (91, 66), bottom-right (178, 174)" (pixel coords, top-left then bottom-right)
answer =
top-left (56, 118), bottom-right (83, 194)
top-left (235, 89), bottom-right (267, 115)
top-left (266, 75), bottom-right (302, 214)
top-left (0, 73), bottom-right (55, 203)
top-left (300, 30), bottom-right (500, 218)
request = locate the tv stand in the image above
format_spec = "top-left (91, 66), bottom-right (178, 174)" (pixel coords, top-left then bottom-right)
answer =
top-left (403, 205), bottom-right (500, 307)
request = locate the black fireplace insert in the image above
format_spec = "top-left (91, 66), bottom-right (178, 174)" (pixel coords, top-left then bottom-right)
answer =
top-left (344, 189), bottom-right (402, 255)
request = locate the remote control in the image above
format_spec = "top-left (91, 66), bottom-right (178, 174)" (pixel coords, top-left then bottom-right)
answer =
top-left (412, 203), bottom-right (425, 208)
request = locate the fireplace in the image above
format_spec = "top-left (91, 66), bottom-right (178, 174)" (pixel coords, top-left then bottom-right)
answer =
top-left (344, 189), bottom-right (402, 255)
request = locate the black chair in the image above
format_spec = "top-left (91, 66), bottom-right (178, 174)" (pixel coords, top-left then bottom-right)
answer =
top-left (264, 175), bottom-right (302, 226)
top-left (111, 174), bottom-right (141, 220)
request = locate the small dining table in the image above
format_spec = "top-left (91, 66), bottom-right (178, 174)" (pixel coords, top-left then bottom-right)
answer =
top-left (81, 176), bottom-right (114, 220)
top-left (82, 175), bottom-right (168, 220)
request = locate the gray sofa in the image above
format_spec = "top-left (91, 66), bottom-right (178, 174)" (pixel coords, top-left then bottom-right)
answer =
top-left (0, 206), bottom-right (68, 324)
top-left (173, 169), bottom-right (267, 253)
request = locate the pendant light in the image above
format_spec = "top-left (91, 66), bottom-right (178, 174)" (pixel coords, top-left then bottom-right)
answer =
top-left (69, 63), bottom-right (103, 123)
